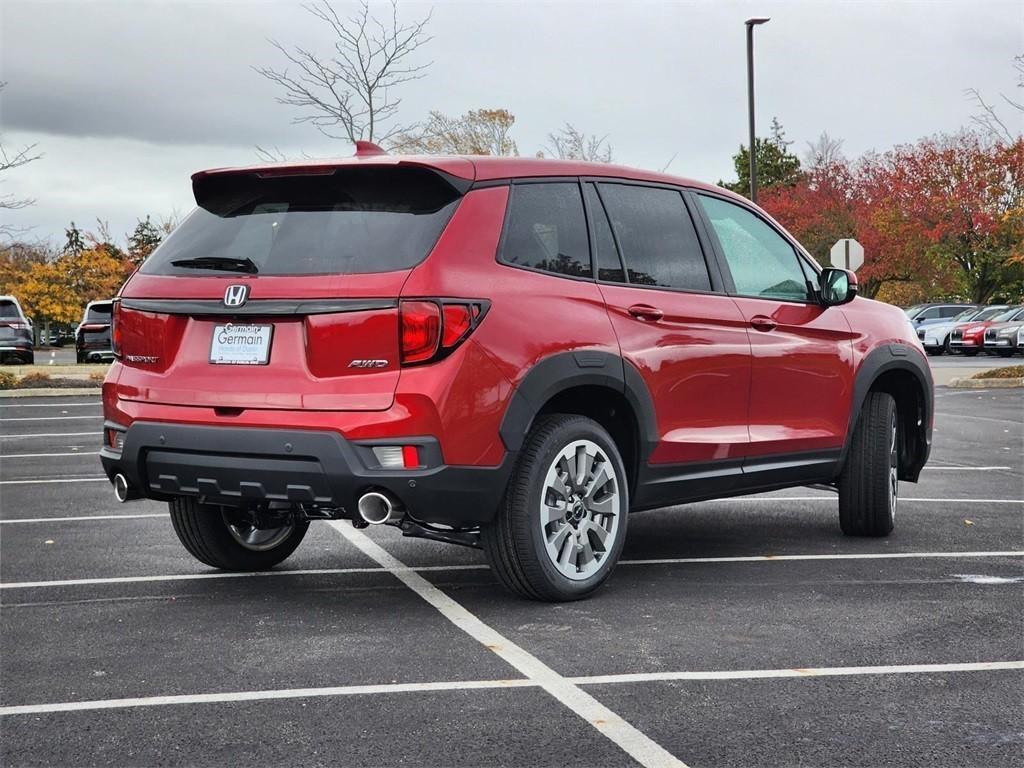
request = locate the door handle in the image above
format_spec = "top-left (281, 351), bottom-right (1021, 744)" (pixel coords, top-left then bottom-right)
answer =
top-left (627, 304), bottom-right (664, 322)
top-left (750, 315), bottom-right (777, 332)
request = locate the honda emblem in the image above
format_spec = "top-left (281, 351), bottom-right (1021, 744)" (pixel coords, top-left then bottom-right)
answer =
top-left (223, 284), bottom-right (249, 307)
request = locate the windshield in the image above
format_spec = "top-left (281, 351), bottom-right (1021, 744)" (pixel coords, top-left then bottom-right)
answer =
top-left (0, 301), bottom-right (22, 319)
top-left (992, 307), bottom-right (1023, 322)
top-left (952, 308), bottom-right (978, 321)
top-left (904, 305), bottom-right (927, 319)
top-left (141, 166), bottom-right (462, 277)
top-left (969, 306), bottom-right (1008, 321)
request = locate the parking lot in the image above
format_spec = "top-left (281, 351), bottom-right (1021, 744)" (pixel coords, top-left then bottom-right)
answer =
top-left (1, 389), bottom-right (1021, 767)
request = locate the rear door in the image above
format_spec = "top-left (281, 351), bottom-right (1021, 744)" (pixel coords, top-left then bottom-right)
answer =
top-left (587, 181), bottom-right (751, 466)
top-left (693, 192), bottom-right (855, 460)
top-left (115, 164), bottom-right (466, 411)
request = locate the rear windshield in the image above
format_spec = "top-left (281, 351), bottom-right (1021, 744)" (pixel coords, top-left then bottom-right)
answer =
top-left (86, 303), bottom-right (112, 322)
top-left (141, 166), bottom-right (462, 277)
top-left (0, 301), bottom-right (21, 319)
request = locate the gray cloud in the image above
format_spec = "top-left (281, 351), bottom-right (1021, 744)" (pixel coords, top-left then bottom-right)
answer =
top-left (2, 0), bottom-right (1021, 244)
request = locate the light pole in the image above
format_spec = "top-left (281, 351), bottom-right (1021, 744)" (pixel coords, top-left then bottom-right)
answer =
top-left (745, 17), bottom-right (770, 203)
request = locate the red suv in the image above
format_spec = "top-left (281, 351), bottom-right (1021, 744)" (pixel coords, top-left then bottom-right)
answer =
top-left (101, 146), bottom-right (933, 601)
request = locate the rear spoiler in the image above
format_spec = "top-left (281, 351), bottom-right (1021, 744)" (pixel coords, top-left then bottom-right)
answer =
top-left (192, 154), bottom-right (476, 210)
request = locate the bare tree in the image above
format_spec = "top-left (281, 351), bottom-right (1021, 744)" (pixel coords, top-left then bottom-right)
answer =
top-left (966, 54), bottom-right (1023, 143)
top-left (390, 108), bottom-right (519, 156)
top-left (254, 0), bottom-right (432, 146)
top-left (0, 83), bottom-right (42, 237)
top-left (543, 123), bottom-right (613, 163)
top-left (803, 131), bottom-right (845, 169)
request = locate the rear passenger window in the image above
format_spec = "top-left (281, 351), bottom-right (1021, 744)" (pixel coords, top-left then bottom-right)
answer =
top-left (584, 184), bottom-right (625, 283)
top-left (500, 183), bottom-right (592, 278)
top-left (597, 184), bottom-right (711, 291)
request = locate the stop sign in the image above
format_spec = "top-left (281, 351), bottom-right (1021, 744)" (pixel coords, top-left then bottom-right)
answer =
top-left (830, 238), bottom-right (864, 271)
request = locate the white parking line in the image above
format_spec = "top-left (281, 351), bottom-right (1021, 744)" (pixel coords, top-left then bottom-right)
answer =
top-left (618, 550), bottom-right (1024, 566)
top-left (0, 513), bottom-right (165, 525)
top-left (570, 660), bottom-right (1024, 686)
top-left (2, 551), bottom-right (1019, 590)
top-left (2, 451), bottom-right (101, 459)
top-left (2, 660), bottom-right (1020, 717)
top-left (1, 432), bottom-right (98, 439)
top-left (0, 402), bottom-right (100, 408)
top-left (923, 466), bottom-right (1013, 471)
top-left (327, 520), bottom-right (688, 768)
top-left (0, 478), bottom-right (108, 486)
top-left (0, 415), bottom-right (101, 422)
top-left (732, 496), bottom-right (1024, 504)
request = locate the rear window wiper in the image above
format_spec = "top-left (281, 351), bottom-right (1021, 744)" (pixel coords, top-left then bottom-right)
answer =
top-left (170, 256), bottom-right (259, 274)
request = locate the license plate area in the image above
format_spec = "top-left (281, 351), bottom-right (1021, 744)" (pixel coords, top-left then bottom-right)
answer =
top-left (210, 323), bottom-right (273, 365)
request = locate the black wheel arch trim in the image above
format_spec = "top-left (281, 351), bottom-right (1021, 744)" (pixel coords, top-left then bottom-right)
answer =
top-left (498, 350), bottom-right (659, 462)
top-left (841, 343), bottom-right (933, 482)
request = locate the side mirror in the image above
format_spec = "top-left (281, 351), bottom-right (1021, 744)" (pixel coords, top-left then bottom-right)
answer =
top-left (819, 267), bottom-right (858, 306)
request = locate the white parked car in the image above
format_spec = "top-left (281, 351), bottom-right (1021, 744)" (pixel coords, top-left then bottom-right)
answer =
top-left (918, 305), bottom-right (1009, 355)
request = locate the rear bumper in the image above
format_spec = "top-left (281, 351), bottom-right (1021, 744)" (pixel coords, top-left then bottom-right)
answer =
top-left (100, 422), bottom-right (511, 527)
top-left (0, 343), bottom-right (33, 361)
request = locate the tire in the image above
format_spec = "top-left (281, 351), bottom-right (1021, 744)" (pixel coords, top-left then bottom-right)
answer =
top-left (943, 336), bottom-right (953, 354)
top-left (482, 415), bottom-right (628, 601)
top-left (169, 497), bottom-right (309, 570)
top-left (838, 392), bottom-right (898, 537)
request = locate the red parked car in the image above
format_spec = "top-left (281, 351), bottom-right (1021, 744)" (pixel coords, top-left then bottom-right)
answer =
top-left (101, 146), bottom-right (933, 601)
top-left (949, 306), bottom-right (1023, 355)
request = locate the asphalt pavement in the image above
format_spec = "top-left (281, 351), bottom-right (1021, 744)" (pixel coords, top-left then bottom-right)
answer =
top-left (1, 389), bottom-right (1021, 767)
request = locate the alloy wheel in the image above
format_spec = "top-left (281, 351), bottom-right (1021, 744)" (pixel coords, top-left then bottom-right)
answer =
top-left (222, 512), bottom-right (295, 552)
top-left (888, 418), bottom-right (899, 521)
top-left (539, 439), bottom-right (622, 581)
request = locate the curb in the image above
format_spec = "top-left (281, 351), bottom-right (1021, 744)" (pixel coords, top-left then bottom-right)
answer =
top-left (0, 388), bottom-right (102, 398)
top-left (946, 377), bottom-right (1024, 389)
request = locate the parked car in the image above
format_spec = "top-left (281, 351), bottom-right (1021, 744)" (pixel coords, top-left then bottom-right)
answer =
top-left (904, 302), bottom-right (977, 328)
top-left (0, 295), bottom-right (34, 364)
top-left (75, 300), bottom-right (116, 363)
top-left (919, 305), bottom-right (1010, 355)
top-left (949, 306), bottom-right (1023, 355)
top-left (99, 149), bottom-right (933, 601)
top-left (983, 308), bottom-right (1024, 356)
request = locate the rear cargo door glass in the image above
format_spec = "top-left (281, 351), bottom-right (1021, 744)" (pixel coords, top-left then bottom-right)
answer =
top-left (141, 166), bottom-right (462, 276)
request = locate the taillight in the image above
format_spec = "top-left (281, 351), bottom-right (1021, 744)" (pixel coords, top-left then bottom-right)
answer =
top-left (4, 321), bottom-right (29, 330)
top-left (399, 299), bottom-right (488, 366)
top-left (110, 302), bottom-right (122, 357)
top-left (400, 301), bottom-right (441, 364)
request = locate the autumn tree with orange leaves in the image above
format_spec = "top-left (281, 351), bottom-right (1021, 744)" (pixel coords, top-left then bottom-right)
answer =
top-left (761, 132), bottom-right (1023, 302)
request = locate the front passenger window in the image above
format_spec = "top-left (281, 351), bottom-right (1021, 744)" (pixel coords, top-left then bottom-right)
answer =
top-left (698, 195), bottom-right (812, 302)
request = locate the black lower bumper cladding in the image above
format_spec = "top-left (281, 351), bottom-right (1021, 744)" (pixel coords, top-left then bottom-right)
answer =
top-left (100, 422), bottom-right (511, 527)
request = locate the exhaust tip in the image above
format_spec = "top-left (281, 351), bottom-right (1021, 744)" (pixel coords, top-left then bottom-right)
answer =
top-left (357, 491), bottom-right (401, 525)
top-left (113, 474), bottom-right (131, 503)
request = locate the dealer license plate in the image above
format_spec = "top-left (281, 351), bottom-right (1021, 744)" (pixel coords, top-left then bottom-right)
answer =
top-left (210, 323), bottom-right (273, 365)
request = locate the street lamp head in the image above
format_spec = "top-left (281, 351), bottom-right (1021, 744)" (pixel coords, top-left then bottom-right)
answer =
top-left (745, 17), bottom-right (770, 26)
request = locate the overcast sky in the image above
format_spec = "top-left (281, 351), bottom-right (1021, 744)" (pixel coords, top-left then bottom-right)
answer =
top-left (1, 0), bottom-right (1021, 246)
